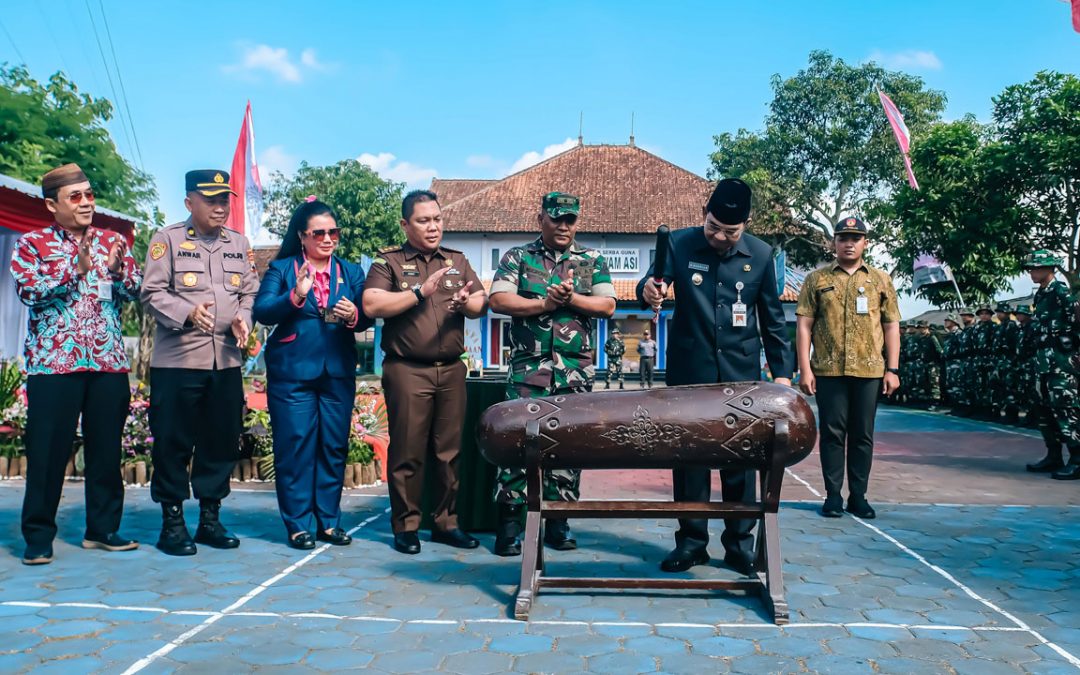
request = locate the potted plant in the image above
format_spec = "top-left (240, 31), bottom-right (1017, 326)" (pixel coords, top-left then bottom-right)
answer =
top-left (243, 408), bottom-right (273, 481)
top-left (121, 384), bottom-right (153, 485)
top-left (350, 402), bottom-right (380, 486)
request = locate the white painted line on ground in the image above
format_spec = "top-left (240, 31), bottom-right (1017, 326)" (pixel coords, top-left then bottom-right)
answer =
top-left (120, 507), bottom-right (390, 675)
top-left (785, 467), bottom-right (1080, 669)
top-left (0, 599), bottom-right (1030, 634)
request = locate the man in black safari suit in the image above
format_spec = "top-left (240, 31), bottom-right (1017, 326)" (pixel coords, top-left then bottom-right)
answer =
top-left (637, 178), bottom-right (793, 574)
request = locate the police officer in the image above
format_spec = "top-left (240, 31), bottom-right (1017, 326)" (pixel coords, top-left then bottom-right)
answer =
top-left (362, 190), bottom-right (487, 554)
top-left (603, 328), bottom-right (626, 389)
top-left (638, 178), bottom-right (792, 575)
top-left (490, 192), bottom-right (617, 556)
top-left (638, 328), bottom-right (657, 389)
top-left (141, 170), bottom-right (258, 556)
top-left (1022, 251), bottom-right (1080, 479)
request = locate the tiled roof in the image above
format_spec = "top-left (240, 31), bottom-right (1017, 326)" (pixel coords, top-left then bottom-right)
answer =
top-left (429, 179), bottom-right (497, 205)
top-left (437, 144), bottom-right (713, 234)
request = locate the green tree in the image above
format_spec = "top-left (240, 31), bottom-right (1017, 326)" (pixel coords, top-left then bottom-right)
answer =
top-left (710, 50), bottom-right (946, 262)
top-left (992, 71), bottom-right (1080, 276)
top-left (263, 160), bottom-right (405, 260)
top-left (877, 117), bottom-right (1024, 306)
top-left (0, 65), bottom-right (156, 219)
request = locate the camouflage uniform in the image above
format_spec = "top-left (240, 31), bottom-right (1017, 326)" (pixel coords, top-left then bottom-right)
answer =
top-left (913, 322), bottom-right (942, 406)
top-left (490, 236), bottom-right (616, 504)
top-left (1025, 251), bottom-right (1080, 477)
top-left (953, 311), bottom-right (978, 413)
top-left (603, 333), bottom-right (625, 389)
top-left (942, 317), bottom-right (964, 407)
top-left (1013, 305), bottom-right (1040, 426)
top-left (991, 305), bottom-right (1021, 422)
top-left (895, 323), bottom-right (914, 404)
top-left (970, 307), bottom-right (997, 417)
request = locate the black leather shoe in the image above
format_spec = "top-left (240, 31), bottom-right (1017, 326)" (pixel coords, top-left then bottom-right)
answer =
top-left (82, 532), bottom-right (139, 552)
top-left (158, 503), bottom-right (197, 556)
top-left (821, 494), bottom-right (844, 518)
top-left (288, 532), bottom-right (316, 550)
top-left (494, 504), bottom-right (523, 557)
top-left (317, 528), bottom-right (352, 546)
top-left (723, 551), bottom-right (756, 576)
top-left (1027, 455), bottom-right (1065, 473)
top-left (543, 518), bottom-right (577, 551)
top-left (845, 496), bottom-right (876, 519)
top-left (660, 546), bottom-right (709, 573)
top-left (1052, 463), bottom-right (1080, 480)
top-left (431, 528), bottom-right (479, 549)
top-left (394, 531), bottom-right (421, 555)
top-left (194, 502), bottom-right (240, 549)
top-left (22, 544), bottom-right (53, 565)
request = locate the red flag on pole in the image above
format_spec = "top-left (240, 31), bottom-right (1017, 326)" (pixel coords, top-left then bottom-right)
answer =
top-left (878, 89), bottom-right (919, 190)
top-left (1073, 0), bottom-right (1080, 33)
top-left (226, 101), bottom-right (263, 235)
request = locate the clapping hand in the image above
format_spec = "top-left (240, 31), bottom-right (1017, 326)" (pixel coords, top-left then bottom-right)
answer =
top-left (419, 266), bottom-right (451, 299)
top-left (546, 279), bottom-right (574, 306)
top-left (189, 301), bottom-right (216, 334)
top-left (294, 261), bottom-right (315, 301)
top-left (106, 238), bottom-right (126, 275)
top-left (331, 297), bottom-right (357, 323)
top-left (448, 281), bottom-right (474, 313)
top-left (76, 231), bottom-right (94, 276)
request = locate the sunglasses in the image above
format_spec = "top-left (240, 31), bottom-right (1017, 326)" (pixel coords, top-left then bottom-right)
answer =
top-left (303, 227), bottom-right (340, 241)
top-left (63, 189), bottom-right (95, 205)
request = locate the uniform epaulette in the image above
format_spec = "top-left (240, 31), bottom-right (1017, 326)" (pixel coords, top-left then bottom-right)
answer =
top-left (379, 245), bottom-right (401, 254)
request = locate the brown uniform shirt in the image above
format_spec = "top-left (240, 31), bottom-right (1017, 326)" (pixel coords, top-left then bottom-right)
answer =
top-left (365, 243), bottom-right (481, 364)
top-left (796, 262), bottom-right (901, 378)
top-left (140, 220), bottom-right (259, 370)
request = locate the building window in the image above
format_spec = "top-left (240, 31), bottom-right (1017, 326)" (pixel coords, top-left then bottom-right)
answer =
top-left (491, 248), bottom-right (501, 271)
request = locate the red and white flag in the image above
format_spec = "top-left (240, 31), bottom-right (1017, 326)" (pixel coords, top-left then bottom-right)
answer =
top-left (1073, 0), bottom-right (1080, 33)
top-left (226, 101), bottom-right (263, 237)
top-left (878, 89), bottom-right (919, 190)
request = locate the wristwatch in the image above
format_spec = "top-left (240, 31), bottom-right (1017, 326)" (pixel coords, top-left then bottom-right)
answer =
top-left (886, 368), bottom-right (900, 375)
top-left (412, 284), bottom-right (425, 304)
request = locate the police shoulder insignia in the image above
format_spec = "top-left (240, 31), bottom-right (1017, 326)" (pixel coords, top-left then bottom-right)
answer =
top-left (372, 257), bottom-right (386, 265)
top-left (179, 241), bottom-right (197, 251)
top-left (150, 242), bottom-right (167, 260)
top-left (379, 245), bottom-right (399, 254)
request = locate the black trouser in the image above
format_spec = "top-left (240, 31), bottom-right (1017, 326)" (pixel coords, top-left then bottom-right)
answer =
top-left (22, 372), bottom-right (130, 547)
top-left (149, 367), bottom-right (242, 505)
top-left (673, 467), bottom-right (755, 559)
top-left (816, 375), bottom-right (881, 497)
top-left (640, 357), bottom-right (654, 387)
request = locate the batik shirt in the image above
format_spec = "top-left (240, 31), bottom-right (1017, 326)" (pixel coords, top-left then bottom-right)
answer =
top-left (11, 224), bottom-right (141, 375)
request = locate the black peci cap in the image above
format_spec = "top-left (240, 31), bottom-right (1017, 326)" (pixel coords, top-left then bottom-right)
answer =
top-left (706, 178), bottom-right (752, 225)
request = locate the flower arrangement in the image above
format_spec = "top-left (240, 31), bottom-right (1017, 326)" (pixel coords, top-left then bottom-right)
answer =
top-left (344, 399), bottom-right (380, 487)
top-left (242, 408), bottom-right (274, 481)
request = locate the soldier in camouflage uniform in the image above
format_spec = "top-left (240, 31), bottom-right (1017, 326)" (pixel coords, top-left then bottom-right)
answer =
top-left (603, 328), bottom-right (626, 389)
top-left (1013, 304), bottom-right (1040, 428)
top-left (488, 192), bottom-right (617, 555)
top-left (942, 314), bottom-right (964, 409)
top-left (951, 308), bottom-right (978, 416)
top-left (913, 320), bottom-right (943, 408)
top-left (969, 304), bottom-right (997, 420)
top-left (991, 303), bottom-right (1022, 424)
top-left (1022, 251), bottom-right (1080, 479)
top-left (893, 322), bottom-right (913, 404)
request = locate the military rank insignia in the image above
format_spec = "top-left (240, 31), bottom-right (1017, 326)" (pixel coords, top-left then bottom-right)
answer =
top-left (150, 242), bottom-right (167, 260)
top-left (179, 241), bottom-right (197, 251)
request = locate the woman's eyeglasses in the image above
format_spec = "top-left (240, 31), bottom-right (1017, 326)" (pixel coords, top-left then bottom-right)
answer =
top-left (64, 189), bottom-right (95, 205)
top-left (304, 228), bottom-right (341, 241)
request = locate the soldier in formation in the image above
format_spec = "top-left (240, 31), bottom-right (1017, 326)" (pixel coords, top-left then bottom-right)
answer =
top-left (603, 328), bottom-right (626, 389)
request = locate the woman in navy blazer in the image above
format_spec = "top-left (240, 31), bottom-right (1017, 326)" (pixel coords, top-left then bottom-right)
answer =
top-left (253, 199), bottom-right (373, 549)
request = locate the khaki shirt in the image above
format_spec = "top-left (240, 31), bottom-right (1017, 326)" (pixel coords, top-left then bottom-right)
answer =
top-left (140, 220), bottom-right (258, 370)
top-left (364, 243), bottom-right (481, 364)
top-left (796, 262), bottom-right (901, 378)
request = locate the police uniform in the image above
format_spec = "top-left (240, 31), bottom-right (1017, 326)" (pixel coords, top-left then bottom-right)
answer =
top-left (636, 178), bottom-right (792, 574)
top-left (364, 241), bottom-right (483, 549)
top-left (140, 170), bottom-right (258, 555)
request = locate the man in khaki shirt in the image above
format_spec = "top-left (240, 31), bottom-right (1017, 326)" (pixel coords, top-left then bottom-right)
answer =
top-left (795, 217), bottom-right (900, 520)
top-left (141, 170), bottom-right (258, 556)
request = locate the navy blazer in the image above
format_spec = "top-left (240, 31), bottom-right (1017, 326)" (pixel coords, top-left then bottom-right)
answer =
top-left (253, 255), bottom-right (374, 382)
top-left (636, 227), bottom-right (792, 386)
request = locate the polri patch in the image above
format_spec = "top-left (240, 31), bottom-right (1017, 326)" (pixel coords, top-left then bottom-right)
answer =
top-left (150, 242), bottom-right (166, 260)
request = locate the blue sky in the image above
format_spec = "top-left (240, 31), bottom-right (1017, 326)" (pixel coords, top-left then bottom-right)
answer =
top-left (1, 0), bottom-right (1077, 313)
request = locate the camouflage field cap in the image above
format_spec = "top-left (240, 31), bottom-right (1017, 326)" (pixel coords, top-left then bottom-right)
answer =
top-left (976, 303), bottom-right (994, 315)
top-left (542, 192), bottom-right (580, 219)
top-left (958, 307), bottom-right (975, 316)
top-left (995, 303), bottom-right (1012, 314)
top-left (1022, 249), bottom-right (1063, 269)
top-left (944, 313), bottom-right (961, 325)
top-left (916, 320), bottom-right (930, 328)
top-left (1014, 304), bottom-right (1033, 315)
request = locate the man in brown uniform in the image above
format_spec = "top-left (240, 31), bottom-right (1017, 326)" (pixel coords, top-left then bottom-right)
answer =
top-left (141, 170), bottom-right (259, 556)
top-left (362, 190), bottom-right (487, 555)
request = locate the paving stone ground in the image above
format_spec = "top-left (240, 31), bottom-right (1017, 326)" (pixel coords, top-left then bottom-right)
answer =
top-left (0, 405), bottom-right (1078, 673)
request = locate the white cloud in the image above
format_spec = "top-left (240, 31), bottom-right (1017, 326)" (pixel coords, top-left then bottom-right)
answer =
top-left (357, 152), bottom-right (438, 188)
top-left (223, 44), bottom-right (329, 84)
top-left (867, 49), bottom-right (943, 72)
top-left (507, 138), bottom-right (578, 175)
top-left (258, 145), bottom-right (299, 179)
